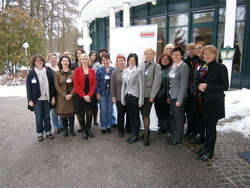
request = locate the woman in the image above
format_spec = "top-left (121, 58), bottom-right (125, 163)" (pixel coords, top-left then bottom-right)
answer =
top-left (197, 45), bottom-right (228, 161)
top-left (74, 53), bottom-right (97, 140)
top-left (167, 47), bottom-right (190, 145)
top-left (89, 51), bottom-right (100, 126)
top-left (71, 48), bottom-right (85, 70)
top-left (54, 56), bottom-right (77, 137)
top-left (154, 53), bottom-right (173, 133)
top-left (187, 41), bottom-right (206, 144)
top-left (164, 43), bottom-right (174, 56)
top-left (121, 53), bottom-right (144, 143)
top-left (47, 53), bottom-right (64, 134)
top-left (26, 54), bottom-right (55, 141)
top-left (96, 52), bottom-right (115, 133)
top-left (140, 48), bottom-right (161, 147)
top-left (111, 54), bottom-right (131, 138)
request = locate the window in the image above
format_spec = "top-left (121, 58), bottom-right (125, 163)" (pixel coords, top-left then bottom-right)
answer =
top-left (168, 13), bottom-right (188, 45)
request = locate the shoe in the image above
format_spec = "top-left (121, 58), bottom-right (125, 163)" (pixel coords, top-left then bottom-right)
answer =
top-left (196, 148), bottom-right (207, 155)
top-left (169, 141), bottom-right (181, 145)
top-left (107, 128), bottom-right (111, 133)
top-left (129, 136), bottom-right (138, 144)
top-left (144, 134), bottom-right (150, 147)
top-left (55, 129), bottom-right (60, 134)
top-left (167, 138), bottom-right (173, 144)
top-left (82, 130), bottom-right (88, 140)
top-left (101, 129), bottom-right (106, 134)
top-left (112, 124), bottom-right (117, 128)
top-left (94, 121), bottom-right (99, 126)
top-left (77, 128), bottom-right (82, 133)
top-left (70, 127), bottom-right (76, 136)
top-left (119, 133), bottom-right (124, 138)
top-left (87, 129), bottom-right (95, 138)
top-left (37, 136), bottom-right (43, 142)
top-left (190, 133), bottom-right (205, 144)
top-left (197, 152), bottom-right (213, 161)
top-left (46, 134), bottom-right (54, 139)
top-left (60, 128), bottom-right (64, 132)
top-left (64, 128), bottom-right (68, 137)
top-left (140, 130), bottom-right (151, 140)
top-left (126, 135), bottom-right (133, 142)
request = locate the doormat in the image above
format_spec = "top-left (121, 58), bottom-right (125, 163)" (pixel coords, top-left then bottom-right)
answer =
top-left (237, 152), bottom-right (250, 163)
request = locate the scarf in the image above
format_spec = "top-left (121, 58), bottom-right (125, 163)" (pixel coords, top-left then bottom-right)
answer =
top-left (34, 67), bottom-right (50, 100)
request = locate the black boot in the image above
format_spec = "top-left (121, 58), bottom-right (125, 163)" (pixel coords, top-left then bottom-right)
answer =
top-left (62, 118), bottom-right (68, 137)
top-left (190, 133), bottom-right (205, 144)
top-left (86, 127), bottom-right (95, 138)
top-left (82, 129), bottom-right (88, 140)
top-left (70, 125), bottom-right (76, 136)
top-left (144, 129), bottom-right (150, 147)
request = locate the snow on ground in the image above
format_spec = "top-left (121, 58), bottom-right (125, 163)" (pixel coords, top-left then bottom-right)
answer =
top-left (0, 85), bottom-right (249, 137)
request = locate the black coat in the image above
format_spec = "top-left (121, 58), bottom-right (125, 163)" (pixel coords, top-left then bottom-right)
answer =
top-left (199, 61), bottom-right (229, 120)
top-left (26, 69), bottom-right (55, 111)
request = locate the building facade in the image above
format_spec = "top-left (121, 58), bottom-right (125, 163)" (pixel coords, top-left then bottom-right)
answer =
top-left (80, 0), bottom-right (250, 89)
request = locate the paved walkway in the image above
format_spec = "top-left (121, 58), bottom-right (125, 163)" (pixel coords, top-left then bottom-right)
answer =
top-left (0, 97), bottom-right (249, 188)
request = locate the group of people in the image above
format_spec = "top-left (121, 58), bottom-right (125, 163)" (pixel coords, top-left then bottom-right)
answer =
top-left (26, 41), bottom-right (229, 161)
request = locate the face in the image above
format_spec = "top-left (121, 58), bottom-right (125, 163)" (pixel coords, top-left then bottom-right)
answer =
top-left (102, 57), bottom-right (110, 67)
top-left (203, 49), bottom-right (216, 64)
top-left (63, 51), bottom-right (71, 58)
top-left (90, 53), bottom-right (97, 62)
top-left (117, 57), bottom-right (126, 69)
top-left (128, 57), bottom-right (136, 67)
top-left (76, 50), bottom-right (83, 59)
top-left (80, 56), bottom-right (90, 67)
top-left (34, 58), bottom-right (44, 69)
top-left (49, 55), bottom-right (57, 66)
top-left (187, 47), bottom-right (195, 58)
top-left (145, 51), bottom-right (155, 62)
top-left (161, 55), bottom-right (170, 66)
top-left (195, 44), bottom-right (204, 58)
top-left (172, 51), bottom-right (183, 63)
top-left (61, 57), bottom-right (70, 68)
top-left (164, 47), bottom-right (173, 55)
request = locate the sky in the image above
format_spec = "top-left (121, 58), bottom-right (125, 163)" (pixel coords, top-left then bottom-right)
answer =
top-left (0, 85), bottom-right (249, 137)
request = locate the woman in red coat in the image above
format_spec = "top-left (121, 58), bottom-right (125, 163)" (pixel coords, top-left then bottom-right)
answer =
top-left (74, 53), bottom-right (97, 140)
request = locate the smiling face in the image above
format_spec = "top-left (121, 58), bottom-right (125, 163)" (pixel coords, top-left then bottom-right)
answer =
top-left (195, 43), bottom-right (204, 58)
top-left (203, 49), bottom-right (216, 64)
top-left (172, 50), bottom-right (183, 63)
top-left (80, 54), bottom-right (90, 67)
top-left (144, 50), bottom-right (155, 62)
top-left (61, 57), bottom-right (70, 68)
top-left (34, 57), bottom-right (44, 70)
top-left (49, 54), bottom-right (57, 66)
top-left (90, 53), bottom-right (97, 62)
top-left (128, 57), bottom-right (136, 68)
top-left (117, 57), bottom-right (126, 69)
top-left (161, 55), bottom-right (170, 66)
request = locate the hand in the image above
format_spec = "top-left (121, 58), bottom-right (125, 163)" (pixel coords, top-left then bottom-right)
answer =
top-left (139, 104), bottom-right (143, 108)
top-left (84, 95), bottom-right (91, 102)
top-left (176, 101), bottom-right (181, 107)
top-left (122, 103), bottom-right (125, 106)
top-left (112, 99), bottom-right (117, 104)
top-left (167, 98), bottom-right (171, 104)
top-left (96, 93), bottom-right (101, 100)
top-left (51, 97), bottom-right (56, 105)
top-left (199, 83), bottom-right (207, 92)
top-left (149, 97), bottom-right (154, 103)
top-left (28, 100), bottom-right (34, 107)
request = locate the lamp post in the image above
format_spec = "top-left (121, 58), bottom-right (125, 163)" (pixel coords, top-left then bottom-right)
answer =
top-left (22, 42), bottom-right (29, 73)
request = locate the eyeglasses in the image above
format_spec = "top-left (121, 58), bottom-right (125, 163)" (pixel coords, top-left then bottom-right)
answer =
top-left (35, 60), bottom-right (42, 63)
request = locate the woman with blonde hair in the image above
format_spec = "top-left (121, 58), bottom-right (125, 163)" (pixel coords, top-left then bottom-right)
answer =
top-left (197, 45), bottom-right (228, 161)
top-left (73, 53), bottom-right (97, 140)
top-left (140, 48), bottom-right (161, 146)
top-left (164, 43), bottom-right (174, 56)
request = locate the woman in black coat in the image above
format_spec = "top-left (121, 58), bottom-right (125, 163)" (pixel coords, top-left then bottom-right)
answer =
top-left (197, 45), bottom-right (229, 161)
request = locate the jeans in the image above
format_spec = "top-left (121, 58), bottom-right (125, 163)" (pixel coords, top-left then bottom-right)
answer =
top-left (111, 105), bottom-right (117, 125)
top-left (33, 100), bottom-right (52, 136)
top-left (99, 91), bottom-right (113, 129)
top-left (50, 107), bottom-right (63, 129)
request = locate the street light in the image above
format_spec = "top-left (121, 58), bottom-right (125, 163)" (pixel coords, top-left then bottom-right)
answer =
top-left (22, 42), bottom-right (29, 56)
top-left (220, 46), bottom-right (236, 60)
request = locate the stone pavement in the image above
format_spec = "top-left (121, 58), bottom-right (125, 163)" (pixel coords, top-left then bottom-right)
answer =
top-left (0, 97), bottom-right (249, 188)
top-left (182, 131), bottom-right (250, 188)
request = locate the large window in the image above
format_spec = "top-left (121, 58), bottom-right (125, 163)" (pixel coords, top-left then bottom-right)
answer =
top-left (192, 11), bottom-right (214, 44)
top-left (168, 13), bottom-right (188, 45)
top-left (150, 16), bottom-right (165, 58)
